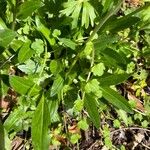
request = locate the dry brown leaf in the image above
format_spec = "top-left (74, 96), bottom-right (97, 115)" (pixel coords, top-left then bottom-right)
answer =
top-left (127, 93), bottom-right (145, 112)
top-left (54, 135), bottom-right (67, 145)
top-left (11, 137), bottom-right (23, 150)
top-left (0, 98), bottom-right (10, 109)
top-left (68, 124), bottom-right (80, 134)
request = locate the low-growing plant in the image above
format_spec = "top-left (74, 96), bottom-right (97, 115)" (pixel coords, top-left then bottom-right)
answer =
top-left (0, 0), bottom-right (150, 149)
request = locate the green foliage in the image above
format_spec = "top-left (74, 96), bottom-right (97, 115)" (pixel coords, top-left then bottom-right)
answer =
top-left (0, 0), bottom-right (150, 149)
top-left (100, 86), bottom-right (133, 113)
top-left (17, 0), bottom-right (43, 19)
top-left (99, 73), bottom-right (131, 86)
top-left (59, 38), bottom-right (76, 50)
top-left (9, 76), bottom-right (41, 96)
top-left (0, 29), bottom-right (16, 48)
top-left (70, 133), bottom-right (81, 144)
top-left (4, 106), bottom-right (25, 132)
top-left (91, 63), bottom-right (105, 76)
top-left (103, 125), bottom-right (112, 149)
top-left (50, 74), bottom-right (64, 97)
top-left (18, 41), bottom-right (35, 63)
top-left (60, 0), bottom-right (96, 28)
top-left (77, 119), bottom-right (89, 130)
top-left (32, 94), bottom-right (50, 150)
top-left (84, 94), bottom-right (100, 128)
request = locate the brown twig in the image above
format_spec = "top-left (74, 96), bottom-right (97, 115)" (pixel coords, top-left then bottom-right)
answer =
top-left (110, 127), bottom-right (150, 136)
top-left (141, 142), bottom-right (150, 150)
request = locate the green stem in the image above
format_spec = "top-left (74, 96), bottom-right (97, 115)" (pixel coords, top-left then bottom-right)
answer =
top-left (65, 0), bottom-right (123, 79)
top-left (82, 44), bottom-right (95, 100)
top-left (27, 40), bottom-right (47, 97)
top-left (86, 45), bottom-right (95, 83)
top-left (39, 40), bottom-right (48, 78)
top-left (86, 0), bottom-right (123, 43)
top-left (11, 0), bottom-right (18, 30)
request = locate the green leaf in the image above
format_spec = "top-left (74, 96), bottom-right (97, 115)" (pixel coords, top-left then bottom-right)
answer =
top-left (50, 60), bottom-right (62, 75)
top-left (142, 120), bottom-right (149, 128)
top-left (9, 76), bottom-right (41, 96)
top-left (85, 79), bottom-right (102, 98)
top-left (50, 75), bottom-right (64, 97)
top-left (31, 39), bottom-right (44, 55)
top-left (4, 108), bottom-right (25, 132)
top-left (113, 119), bottom-right (121, 128)
top-left (60, 1), bottom-right (81, 28)
top-left (103, 125), bottom-right (112, 149)
top-left (84, 94), bottom-right (100, 128)
top-left (32, 94), bottom-right (50, 150)
top-left (0, 120), bottom-right (4, 150)
top-left (61, 1), bottom-right (77, 17)
top-left (70, 134), bottom-right (81, 144)
top-left (82, 1), bottom-right (96, 28)
top-left (91, 63), bottom-right (105, 76)
top-left (81, 42), bottom-right (93, 57)
top-left (61, 0), bottom-right (96, 29)
top-left (50, 60), bottom-right (58, 75)
top-left (82, 2), bottom-right (89, 29)
top-left (77, 119), bottom-right (89, 131)
top-left (85, 79), bottom-right (100, 93)
top-left (100, 86), bottom-right (133, 113)
top-left (71, 2), bottom-right (82, 28)
top-left (48, 98), bottom-right (59, 122)
top-left (117, 109), bottom-right (128, 126)
top-left (17, 0), bottom-right (44, 19)
top-left (104, 16), bottom-right (140, 32)
top-left (0, 74), bottom-right (9, 97)
top-left (94, 33), bottom-right (118, 51)
top-left (0, 18), bottom-right (7, 29)
top-left (0, 29), bottom-right (16, 48)
top-left (99, 73), bottom-right (131, 86)
top-left (102, 0), bottom-right (113, 13)
top-left (99, 48), bottom-right (127, 69)
top-left (0, 120), bottom-right (11, 150)
top-left (73, 99), bottom-right (84, 112)
top-left (18, 60), bottom-right (41, 75)
top-left (10, 39), bottom-right (24, 52)
top-left (100, 48), bottom-right (127, 66)
top-left (18, 41), bottom-right (35, 63)
top-left (35, 16), bottom-right (55, 45)
top-left (59, 38), bottom-right (76, 50)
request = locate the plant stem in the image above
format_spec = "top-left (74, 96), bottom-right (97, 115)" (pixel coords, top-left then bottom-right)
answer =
top-left (86, 0), bottom-right (123, 43)
top-left (39, 40), bottom-right (48, 78)
top-left (27, 40), bottom-right (47, 98)
top-left (110, 127), bottom-right (150, 136)
top-left (65, 0), bottom-right (123, 79)
top-left (82, 44), bottom-right (95, 100)
top-left (11, 0), bottom-right (18, 30)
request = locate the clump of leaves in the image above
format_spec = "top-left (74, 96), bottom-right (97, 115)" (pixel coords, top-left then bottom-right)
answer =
top-left (0, 0), bottom-right (150, 149)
